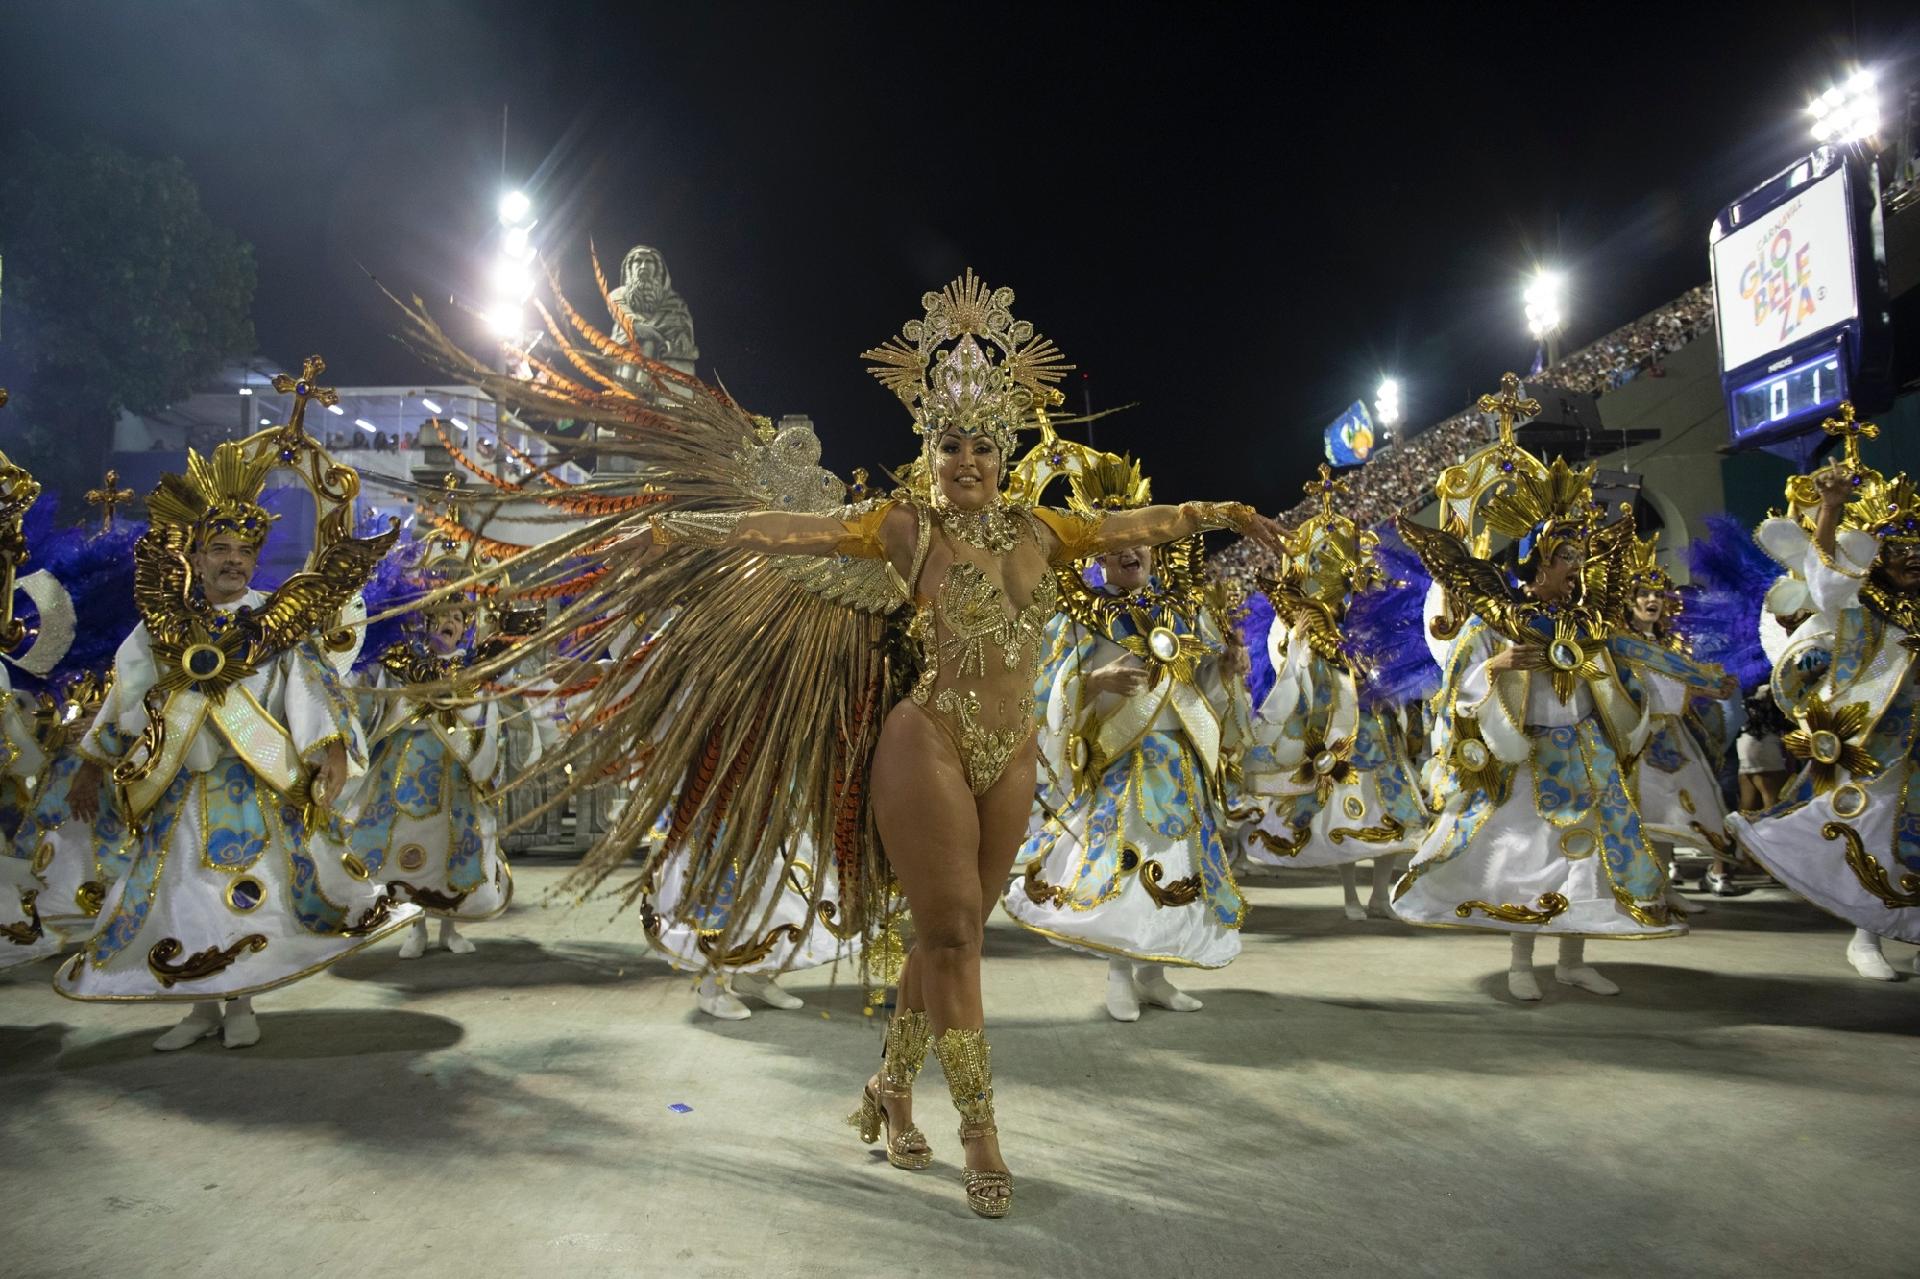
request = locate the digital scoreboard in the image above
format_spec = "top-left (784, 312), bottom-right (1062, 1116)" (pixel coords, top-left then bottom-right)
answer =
top-left (1709, 146), bottom-right (1889, 448)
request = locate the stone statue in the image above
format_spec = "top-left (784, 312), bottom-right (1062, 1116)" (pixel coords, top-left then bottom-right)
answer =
top-left (608, 245), bottom-right (699, 370)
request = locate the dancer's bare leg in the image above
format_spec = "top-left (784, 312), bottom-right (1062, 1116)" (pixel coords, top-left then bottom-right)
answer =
top-left (872, 705), bottom-right (1025, 1204)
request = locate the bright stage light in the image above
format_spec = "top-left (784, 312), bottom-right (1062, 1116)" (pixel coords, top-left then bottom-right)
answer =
top-left (490, 256), bottom-right (535, 302)
top-left (259, 417), bottom-right (272, 426)
top-left (237, 386), bottom-right (253, 397)
top-left (1809, 67), bottom-right (1880, 145)
top-left (448, 416), bottom-right (471, 432)
top-left (502, 224), bottom-right (537, 262)
top-left (421, 397), bottom-right (443, 414)
top-left (484, 304), bottom-right (525, 337)
top-left (326, 403), bottom-right (344, 415)
top-left (498, 189), bottom-right (532, 226)
top-left (355, 419), bottom-right (378, 433)
top-left (1524, 271), bottom-right (1565, 339)
top-left (1375, 377), bottom-right (1402, 426)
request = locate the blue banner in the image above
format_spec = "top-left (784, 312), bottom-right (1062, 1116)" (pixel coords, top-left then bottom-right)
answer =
top-left (1323, 401), bottom-right (1376, 466)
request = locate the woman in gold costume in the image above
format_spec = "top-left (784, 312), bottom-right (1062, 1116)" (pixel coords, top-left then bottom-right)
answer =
top-left (396, 269), bottom-right (1281, 1218)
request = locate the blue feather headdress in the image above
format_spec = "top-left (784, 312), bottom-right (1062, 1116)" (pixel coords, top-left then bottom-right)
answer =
top-left (1342, 539), bottom-right (1439, 710)
top-left (1678, 514), bottom-right (1770, 693)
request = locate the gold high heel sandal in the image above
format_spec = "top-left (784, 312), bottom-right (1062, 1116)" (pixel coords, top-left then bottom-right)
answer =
top-left (848, 1008), bottom-right (934, 1170)
top-left (934, 1026), bottom-right (1012, 1218)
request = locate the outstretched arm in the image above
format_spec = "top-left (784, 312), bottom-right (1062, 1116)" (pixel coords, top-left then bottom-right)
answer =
top-left (1037, 501), bottom-right (1285, 564)
top-left (651, 500), bottom-right (912, 563)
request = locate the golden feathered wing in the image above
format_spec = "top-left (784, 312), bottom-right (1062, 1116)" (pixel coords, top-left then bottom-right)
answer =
top-left (387, 262), bottom-right (907, 955)
top-left (1395, 515), bottom-right (1529, 645)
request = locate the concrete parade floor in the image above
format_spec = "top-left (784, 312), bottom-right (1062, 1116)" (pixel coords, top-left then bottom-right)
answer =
top-left (1, 862), bottom-right (1915, 1279)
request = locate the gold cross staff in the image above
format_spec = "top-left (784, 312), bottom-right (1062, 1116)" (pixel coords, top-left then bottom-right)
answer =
top-left (270, 354), bottom-right (340, 441)
top-left (1478, 372), bottom-right (1541, 448)
top-left (1303, 463), bottom-right (1350, 517)
top-left (1819, 401), bottom-right (1879, 474)
top-left (85, 469), bottom-right (136, 533)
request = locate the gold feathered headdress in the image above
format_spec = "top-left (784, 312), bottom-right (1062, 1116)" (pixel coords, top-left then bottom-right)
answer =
top-left (1479, 455), bottom-right (1597, 566)
top-left (146, 441), bottom-right (277, 551)
top-left (1066, 452), bottom-right (1151, 515)
top-left (1626, 531), bottom-right (1674, 594)
top-left (862, 269), bottom-right (1072, 467)
top-left (1848, 473), bottom-right (1920, 546)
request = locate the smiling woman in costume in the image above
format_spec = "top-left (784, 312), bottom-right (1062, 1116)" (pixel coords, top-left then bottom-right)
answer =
top-left (394, 268), bottom-right (1283, 1218)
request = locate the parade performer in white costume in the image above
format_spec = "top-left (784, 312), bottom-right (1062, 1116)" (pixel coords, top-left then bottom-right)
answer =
top-left (644, 820), bottom-right (861, 1019)
top-left (348, 576), bottom-right (512, 960)
top-left (1239, 468), bottom-right (1427, 918)
top-left (13, 673), bottom-right (135, 944)
top-left (1002, 450), bottom-right (1253, 1020)
top-left (1730, 407), bottom-right (1920, 979)
top-left (1391, 377), bottom-right (1697, 1000)
top-left (1619, 536), bottom-right (1736, 917)
top-left (0, 433), bottom-right (65, 969)
top-left (55, 369), bottom-right (417, 1048)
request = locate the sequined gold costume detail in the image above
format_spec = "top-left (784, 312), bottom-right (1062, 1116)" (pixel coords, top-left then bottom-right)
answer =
top-left (904, 499), bottom-right (1063, 795)
top-left (933, 1026), bottom-right (1012, 1218)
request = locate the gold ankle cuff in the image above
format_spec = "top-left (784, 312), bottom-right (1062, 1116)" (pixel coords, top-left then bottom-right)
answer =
top-left (882, 1008), bottom-right (931, 1091)
top-left (932, 1026), bottom-right (996, 1135)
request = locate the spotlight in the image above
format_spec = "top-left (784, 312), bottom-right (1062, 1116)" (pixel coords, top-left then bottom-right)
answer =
top-left (490, 256), bottom-right (535, 302)
top-left (1524, 271), bottom-right (1565, 340)
top-left (1809, 67), bottom-right (1880, 146)
top-left (237, 387), bottom-right (253, 397)
top-left (498, 189), bottom-right (532, 226)
top-left (1375, 377), bottom-right (1402, 427)
top-left (326, 403), bottom-right (344, 416)
top-left (355, 418), bottom-right (378, 433)
top-left (448, 417), bottom-right (471, 432)
top-left (421, 398), bottom-right (443, 414)
top-left (484, 304), bottom-right (525, 338)
top-left (503, 224), bottom-right (537, 262)
top-left (259, 417), bottom-right (272, 426)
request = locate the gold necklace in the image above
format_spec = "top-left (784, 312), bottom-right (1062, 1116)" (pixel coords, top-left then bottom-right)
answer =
top-left (933, 499), bottom-right (1022, 553)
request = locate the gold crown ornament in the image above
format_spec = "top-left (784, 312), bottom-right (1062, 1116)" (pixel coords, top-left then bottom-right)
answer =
top-left (1847, 473), bottom-right (1920, 545)
top-left (1285, 465), bottom-right (1381, 608)
top-left (146, 442), bottom-right (278, 551)
top-left (1478, 454), bottom-right (1598, 567)
top-left (1625, 531), bottom-right (1674, 594)
top-left (863, 270), bottom-right (1072, 481)
top-left (1066, 452), bottom-right (1152, 515)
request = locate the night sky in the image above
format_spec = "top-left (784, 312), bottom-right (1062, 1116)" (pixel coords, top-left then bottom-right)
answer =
top-left (2, 1), bottom-right (1914, 511)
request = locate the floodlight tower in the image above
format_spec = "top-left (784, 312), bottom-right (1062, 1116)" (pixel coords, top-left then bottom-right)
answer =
top-left (1809, 68), bottom-right (1880, 148)
top-left (1374, 376), bottom-right (1402, 444)
top-left (1524, 270), bottom-right (1566, 368)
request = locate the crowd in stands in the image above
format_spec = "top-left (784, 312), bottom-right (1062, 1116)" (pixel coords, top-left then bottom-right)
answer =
top-left (1210, 286), bottom-right (1717, 593)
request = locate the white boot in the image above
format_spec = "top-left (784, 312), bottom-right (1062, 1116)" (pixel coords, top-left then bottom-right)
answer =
top-left (1507, 935), bottom-right (1542, 1002)
top-left (1339, 863), bottom-right (1367, 921)
top-left (153, 1001), bottom-right (222, 1051)
top-left (695, 972), bottom-right (751, 1020)
top-left (734, 972), bottom-right (804, 1010)
top-left (439, 917), bottom-right (476, 955)
top-left (1365, 856), bottom-right (1401, 919)
top-left (397, 917), bottom-right (428, 960)
top-left (1133, 962), bottom-right (1202, 1012)
top-left (221, 996), bottom-right (260, 1049)
top-left (1554, 937), bottom-right (1620, 995)
top-left (1846, 928), bottom-right (1898, 981)
top-left (1104, 958), bottom-right (1141, 1022)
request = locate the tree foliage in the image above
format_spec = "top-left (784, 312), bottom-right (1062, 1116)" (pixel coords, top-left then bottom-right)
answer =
top-left (0, 133), bottom-right (255, 512)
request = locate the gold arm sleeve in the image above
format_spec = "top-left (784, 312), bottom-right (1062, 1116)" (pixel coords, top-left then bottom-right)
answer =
top-left (833, 500), bottom-right (897, 559)
top-left (1033, 507), bottom-right (1107, 565)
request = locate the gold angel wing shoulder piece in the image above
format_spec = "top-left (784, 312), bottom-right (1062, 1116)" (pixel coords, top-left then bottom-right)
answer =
top-left (1580, 509), bottom-right (1639, 629)
top-left (1395, 515), bottom-right (1524, 643)
top-left (130, 522), bottom-right (198, 650)
top-left (252, 525), bottom-right (401, 655)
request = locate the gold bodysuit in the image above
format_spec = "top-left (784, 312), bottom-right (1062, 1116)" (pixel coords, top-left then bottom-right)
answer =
top-left (840, 497), bottom-right (1103, 795)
